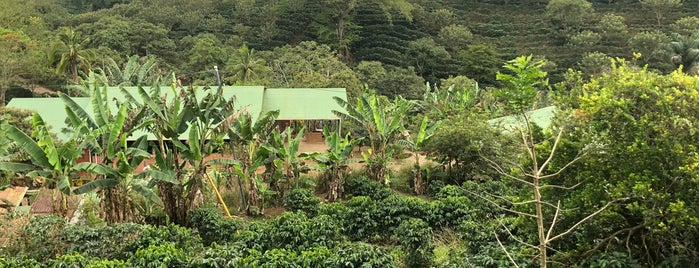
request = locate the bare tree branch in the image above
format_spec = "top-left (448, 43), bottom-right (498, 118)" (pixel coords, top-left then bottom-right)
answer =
top-left (462, 188), bottom-right (538, 218)
top-left (548, 198), bottom-right (628, 243)
top-left (482, 156), bottom-right (535, 187)
top-left (537, 129), bottom-right (565, 175)
top-left (540, 181), bottom-right (584, 190)
top-left (495, 230), bottom-right (522, 268)
top-left (545, 200), bottom-right (562, 241)
top-left (498, 218), bottom-right (539, 250)
top-left (582, 224), bottom-right (643, 257)
top-left (538, 153), bottom-right (584, 180)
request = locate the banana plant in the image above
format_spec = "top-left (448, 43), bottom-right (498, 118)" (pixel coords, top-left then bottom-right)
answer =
top-left (0, 114), bottom-right (108, 216)
top-left (228, 110), bottom-right (279, 215)
top-left (301, 127), bottom-right (362, 201)
top-left (132, 78), bottom-right (242, 224)
top-left (264, 127), bottom-right (311, 198)
top-left (396, 115), bottom-right (438, 195)
top-left (333, 92), bottom-right (411, 184)
top-left (59, 83), bottom-right (166, 224)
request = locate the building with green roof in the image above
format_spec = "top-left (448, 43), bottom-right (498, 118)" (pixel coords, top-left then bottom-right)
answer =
top-left (488, 106), bottom-right (557, 131)
top-left (6, 86), bottom-right (347, 141)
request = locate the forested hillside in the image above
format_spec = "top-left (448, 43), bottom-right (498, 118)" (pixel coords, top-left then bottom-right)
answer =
top-left (2, 0), bottom-right (699, 102)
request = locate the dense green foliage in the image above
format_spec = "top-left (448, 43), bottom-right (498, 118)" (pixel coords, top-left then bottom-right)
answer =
top-left (4, 0), bottom-right (699, 266)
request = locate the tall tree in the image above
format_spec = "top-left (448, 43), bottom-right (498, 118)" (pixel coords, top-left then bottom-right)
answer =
top-left (51, 28), bottom-right (95, 84)
top-left (640, 0), bottom-right (682, 25)
top-left (563, 61), bottom-right (699, 265)
top-left (484, 56), bottom-right (617, 268)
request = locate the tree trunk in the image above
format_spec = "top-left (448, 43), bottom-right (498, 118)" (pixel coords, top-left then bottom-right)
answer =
top-left (535, 178), bottom-right (547, 268)
top-left (413, 153), bottom-right (425, 195)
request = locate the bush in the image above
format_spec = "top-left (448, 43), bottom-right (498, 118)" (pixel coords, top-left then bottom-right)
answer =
top-left (333, 242), bottom-right (396, 268)
top-left (434, 185), bottom-right (466, 199)
top-left (126, 224), bottom-right (203, 254)
top-left (394, 218), bottom-right (434, 268)
top-left (85, 259), bottom-right (127, 268)
top-left (195, 242), bottom-right (251, 268)
top-left (188, 207), bottom-right (242, 246)
top-left (46, 252), bottom-right (91, 267)
top-left (342, 196), bottom-right (380, 240)
top-left (263, 212), bottom-right (341, 252)
top-left (429, 197), bottom-right (473, 228)
top-left (128, 243), bottom-right (188, 268)
top-left (283, 188), bottom-right (321, 216)
top-left (0, 257), bottom-right (41, 268)
top-left (376, 195), bottom-right (432, 233)
top-left (579, 251), bottom-right (642, 268)
top-left (344, 174), bottom-right (394, 200)
top-left (298, 246), bottom-right (338, 267)
top-left (426, 180), bottom-right (446, 198)
top-left (11, 215), bottom-right (67, 260)
top-left (62, 222), bottom-right (143, 260)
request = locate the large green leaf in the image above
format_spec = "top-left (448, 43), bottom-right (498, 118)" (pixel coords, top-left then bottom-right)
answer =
top-left (74, 179), bottom-right (119, 194)
top-left (143, 169), bottom-right (180, 186)
top-left (1, 124), bottom-right (50, 168)
top-left (107, 105), bottom-right (128, 157)
top-left (132, 183), bottom-right (163, 205)
top-left (91, 87), bottom-right (110, 127)
top-left (57, 175), bottom-right (71, 195)
top-left (0, 162), bottom-right (35, 172)
top-left (60, 92), bottom-right (96, 129)
top-left (73, 162), bottom-right (117, 176)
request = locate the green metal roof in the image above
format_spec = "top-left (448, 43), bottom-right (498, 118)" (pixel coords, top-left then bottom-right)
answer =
top-left (489, 106), bottom-right (557, 131)
top-left (262, 88), bottom-right (347, 120)
top-left (113, 86), bottom-right (266, 122)
top-left (6, 97), bottom-right (90, 141)
top-left (6, 86), bottom-right (346, 141)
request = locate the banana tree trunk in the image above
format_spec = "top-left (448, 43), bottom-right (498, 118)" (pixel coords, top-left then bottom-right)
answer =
top-left (413, 153), bottom-right (425, 195)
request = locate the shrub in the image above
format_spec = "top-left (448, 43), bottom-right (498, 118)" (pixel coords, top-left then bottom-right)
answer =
top-left (128, 243), bottom-right (188, 268)
top-left (344, 174), bottom-right (394, 200)
top-left (188, 207), bottom-right (242, 246)
top-left (429, 197), bottom-right (473, 228)
top-left (342, 196), bottom-right (380, 240)
top-left (283, 188), bottom-right (321, 216)
top-left (45, 252), bottom-right (91, 268)
top-left (333, 242), bottom-right (396, 268)
top-left (195, 242), bottom-right (250, 268)
top-left (376, 195), bottom-right (432, 233)
top-left (298, 246), bottom-right (338, 267)
top-left (434, 185), bottom-right (466, 199)
top-left (394, 218), bottom-right (435, 268)
top-left (426, 180), bottom-right (446, 198)
top-left (11, 215), bottom-right (67, 260)
top-left (0, 257), bottom-right (41, 268)
top-left (62, 222), bottom-right (143, 260)
top-left (85, 259), bottom-right (127, 268)
top-left (579, 252), bottom-right (642, 268)
top-left (264, 212), bottom-right (341, 252)
top-left (126, 223), bottom-right (203, 254)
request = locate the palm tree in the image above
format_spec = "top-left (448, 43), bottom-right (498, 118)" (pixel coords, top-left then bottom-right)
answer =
top-left (665, 33), bottom-right (699, 75)
top-left (226, 44), bottom-right (266, 85)
top-left (51, 28), bottom-right (95, 84)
